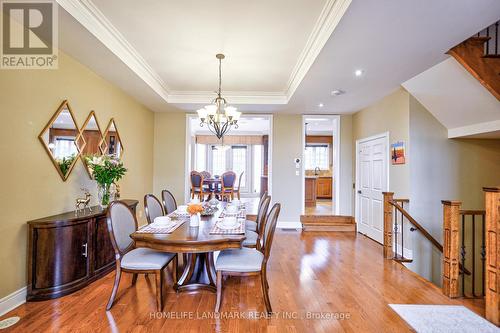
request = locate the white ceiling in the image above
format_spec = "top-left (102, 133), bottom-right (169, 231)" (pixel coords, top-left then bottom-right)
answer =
top-left (403, 58), bottom-right (500, 138)
top-left (56, 0), bottom-right (500, 114)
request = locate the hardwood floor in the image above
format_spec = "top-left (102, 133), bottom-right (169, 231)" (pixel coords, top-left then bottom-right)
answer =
top-left (2, 231), bottom-right (484, 332)
top-left (305, 200), bottom-right (334, 215)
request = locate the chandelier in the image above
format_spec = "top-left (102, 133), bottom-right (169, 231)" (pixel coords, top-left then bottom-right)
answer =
top-left (197, 54), bottom-right (241, 140)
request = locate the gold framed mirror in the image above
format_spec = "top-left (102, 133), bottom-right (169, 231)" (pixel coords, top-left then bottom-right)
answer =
top-left (80, 111), bottom-right (105, 177)
top-left (38, 100), bottom-right (86, 181)
top-left (100, 118), bottom-right (124, 159)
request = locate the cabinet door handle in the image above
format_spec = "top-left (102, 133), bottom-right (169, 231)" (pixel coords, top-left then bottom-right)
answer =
top-left (82, 243), bottom-right (88, 258)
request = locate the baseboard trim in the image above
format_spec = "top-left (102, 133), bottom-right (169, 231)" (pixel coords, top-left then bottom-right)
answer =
top-left (277, 221), bottom-right (302, 229)
top-left (0, 286), bottom-right (26, 317)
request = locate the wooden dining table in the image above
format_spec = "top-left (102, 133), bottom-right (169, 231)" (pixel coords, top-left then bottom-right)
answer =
top-left (130, 203), bottom-right (246, 293)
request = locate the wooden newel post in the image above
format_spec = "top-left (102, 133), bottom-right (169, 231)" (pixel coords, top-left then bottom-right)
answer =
top-left (484, 186), bottom-right (500, 325)
top-left (441, 200), bottom-right (461, 298)
top-left (383, 192), bottom-right (394, 259)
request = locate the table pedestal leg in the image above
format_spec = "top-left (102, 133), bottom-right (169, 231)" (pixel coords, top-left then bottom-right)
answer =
top-left (175, 252), bottom-right (216, 292)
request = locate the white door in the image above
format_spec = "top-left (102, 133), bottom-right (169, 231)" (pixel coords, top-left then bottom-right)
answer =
top-left (356, 135), bottom-right (388, 243)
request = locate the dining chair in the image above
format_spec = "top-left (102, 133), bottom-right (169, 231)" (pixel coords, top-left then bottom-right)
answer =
top-left (233, 171), bottom-right (244, 200)
top-left (219, 171), bottom-right (236, 201)
top-left (243, 195), bottom-right (271, 249)
top-left (215, 203), bottom-right (281, 314)
top-left (246, 191), bottom-right (268, 232)
top-left (190, 171), bottom-right (210, 200)
top-left (106, 201), bottom-right (177, 311)
top-left (161, 189), bottom-right (177, 214)
top-left (201, 170), bottom-right (211, 179)
top-left (144, 194), bottom-right (164, 224)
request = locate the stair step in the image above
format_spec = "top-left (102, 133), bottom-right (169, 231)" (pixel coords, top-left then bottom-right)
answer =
top-left (483, 54), bottom-right (500, 58)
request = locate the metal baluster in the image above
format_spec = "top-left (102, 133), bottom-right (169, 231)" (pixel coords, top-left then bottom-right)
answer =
top-left (461, 214), bottom-right (466, 297)
top-left (401, 202), bottom-right (404, 259)
top-left (481, 214), bottom-right (486, 296)
top-left (495, 22), bottom-right (499, 55)
top-left (394, 205), bottom-right (399, 259)
top-left (486, 26), bottom-right (490, 55)
top-left (472, 215), bottom-right (476, 297)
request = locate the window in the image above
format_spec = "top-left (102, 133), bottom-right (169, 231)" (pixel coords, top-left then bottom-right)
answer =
top-left (53, 137), bottom-right (77, 159)
top-left (195, 144), bottom-right (206, 171)
top-left (231, 146), bottom-right (247, 187)
top-left (211, 146), bottom-right (227, 176)
top-left (305, 144), bottom-right (329, 170)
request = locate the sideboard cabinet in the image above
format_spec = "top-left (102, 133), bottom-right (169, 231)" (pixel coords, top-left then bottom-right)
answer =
top-left (27, 199), bottom-right (138, 301)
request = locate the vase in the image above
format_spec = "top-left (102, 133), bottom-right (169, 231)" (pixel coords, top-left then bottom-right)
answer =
top-left (97, 183), bottom-right (113, 208)
top-left (189, 213), bottom-right (200, 227)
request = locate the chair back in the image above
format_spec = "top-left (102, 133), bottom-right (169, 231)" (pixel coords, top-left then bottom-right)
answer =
top-left (261, 203), bottom-right (281, 260)
top-left (201, 171), bottom-right (211, 179)
top-left (221, 171), bottom-right (236, 189)
top-left (144, 194), bottom-right (164, 224)
top-left (190, 171), bottom-right (204, 188)
top-left (236, 171), bottom-right (244, 190)
top-left (257, 191), bottom-right (268, 212)
top-left (107, 201), bottom-right (137, 256)
top-left (161, 189), bottom-right (177, 214)
top-left (256, 195), bottom-right (271, 235)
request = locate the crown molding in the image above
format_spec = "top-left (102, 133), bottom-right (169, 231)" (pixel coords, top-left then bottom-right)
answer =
top-left (168, 91), bottom-right (288, 105)
top-left (285, 0), bottom-right (352, 100)
top-left (56, 0), bottom-right (171, 102)
top-left (57, 0), bottom-right (350, 106)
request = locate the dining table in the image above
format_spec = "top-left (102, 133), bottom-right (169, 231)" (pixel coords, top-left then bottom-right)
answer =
top-left (130, 202), bottom-right (246, 292)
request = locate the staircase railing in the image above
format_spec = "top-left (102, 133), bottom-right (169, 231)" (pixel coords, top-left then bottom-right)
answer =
top-left (476, 20), bottom-right (499, 57)
top-left (442, 201), bottom-right (485, 299)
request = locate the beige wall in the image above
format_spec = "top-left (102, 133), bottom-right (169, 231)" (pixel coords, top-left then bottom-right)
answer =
top-left (339, 115), bottom-right (354, 216)
top-left (272, 114), bottom-right (303, 222)
top-left (0, 51), bottom-right (154, 299)
top-left (408, 96), bottom-right (500, 284)
top-left (153, 112), bottom-right (187, 203)
top-left (352, 88), bottom-right (410, 197)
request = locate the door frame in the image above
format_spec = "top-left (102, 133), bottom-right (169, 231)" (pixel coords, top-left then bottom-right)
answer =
top-left (301, 115), bottom-right (341, 215)
top-left (184, 114), bottom-right (273, 203)
top-left (355, 132), bottom-right (390, 238)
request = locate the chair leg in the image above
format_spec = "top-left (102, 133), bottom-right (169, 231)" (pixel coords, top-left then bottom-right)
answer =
top-left (215, 270), bottom-right (223, 312)
top-left (237, 191), bottom-right (240, 200)
top-left (106, 266), bottom-right (122, 311)
top-left (131, 273), bottom-right (138, 285)
top-left (155, 270), bottom-right (164, 311)
top-left (172, 256), bottom-right (178, 285)
top-left (260, 271), bottom-right (272, 314)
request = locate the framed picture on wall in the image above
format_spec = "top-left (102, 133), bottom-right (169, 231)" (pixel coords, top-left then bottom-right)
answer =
top-left (391, 141), bottom-right (405, 165)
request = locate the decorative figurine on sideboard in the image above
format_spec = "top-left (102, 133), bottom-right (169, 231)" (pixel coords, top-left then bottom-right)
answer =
top-left (75, 188), bottom-right (92, 215)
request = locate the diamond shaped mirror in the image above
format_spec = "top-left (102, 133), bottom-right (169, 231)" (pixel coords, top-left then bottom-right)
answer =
top-left (38, 100), bottom-right (85, 181)
top-left (80, 111), bottom-right (105, 178)
top-left (100, 118), bottom-right (123, 159)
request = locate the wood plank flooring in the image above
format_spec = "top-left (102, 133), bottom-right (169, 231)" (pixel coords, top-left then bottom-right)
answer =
top-left (1, 231), bottom-right (485, 332)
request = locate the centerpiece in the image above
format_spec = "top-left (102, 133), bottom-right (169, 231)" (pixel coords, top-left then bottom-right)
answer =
top-left (187, 203), bottom-right (204, 227)
top-left (85, 155), bottom-right (127, 208)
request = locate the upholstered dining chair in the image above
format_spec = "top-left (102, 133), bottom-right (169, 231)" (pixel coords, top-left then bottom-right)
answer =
top-left (219, 171), bottom-right (237, 201)
top-left (233, 171), bottom-right (244, 200)
top-left (106, 201), bottom-right (177, 311)
top-left (190, 171), bottom-right (210, 200)
top-left (161, 189), bottom-right (177, 214)
top-left (144, 194), bottom-right (164, 224)
top-left (215, 203), bottom-right (281, 314)
top-left (246, 191), bottom-right (268, 232)
top-left (200, 170), bottom-right (211, 179)
top-left (242, 195), bottom-right (271, 249)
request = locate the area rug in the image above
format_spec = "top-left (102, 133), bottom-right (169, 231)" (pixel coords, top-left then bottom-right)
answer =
top-left (389, 304), bottom-right (499, 333)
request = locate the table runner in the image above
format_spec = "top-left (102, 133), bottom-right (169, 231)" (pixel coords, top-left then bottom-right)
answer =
top-left (136, 220), bottom-right (185, 234)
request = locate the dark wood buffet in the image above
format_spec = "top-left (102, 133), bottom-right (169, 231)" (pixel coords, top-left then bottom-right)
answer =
top-left (27, 199), bottom-right (138, 301)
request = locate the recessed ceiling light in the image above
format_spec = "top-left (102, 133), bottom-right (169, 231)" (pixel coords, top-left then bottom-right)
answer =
top-left (331, 89), bottom-right (345, 96)
top-left (318, 103), bottom-right (324, 108)
top-left (354, 69), bottom-right (364, 77)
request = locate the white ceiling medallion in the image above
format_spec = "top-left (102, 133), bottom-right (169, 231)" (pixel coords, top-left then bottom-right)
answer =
top-left (57, 0), bottom-right (351, 106)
